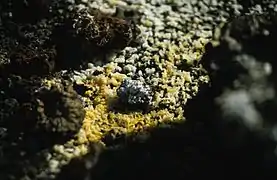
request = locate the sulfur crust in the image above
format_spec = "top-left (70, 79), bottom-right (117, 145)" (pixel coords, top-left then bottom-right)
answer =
top-left (75, 64), bottom-right (182, 144)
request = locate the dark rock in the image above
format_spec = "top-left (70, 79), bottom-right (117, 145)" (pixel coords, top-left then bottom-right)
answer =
top-left (2, 0), bottom-right (52, 23)
top-left (3, 43), bottom-right (56, 77)
top-left (1, 77), bottom-right (85, 145)
top-left (52, 8), bottom-right (142, 69)
top-left (186, 12), bottom-right (277, 177)
top-left (115, 79), bottom-right (153, 112)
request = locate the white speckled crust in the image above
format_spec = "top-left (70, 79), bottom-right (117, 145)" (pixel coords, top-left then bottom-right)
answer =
top-left (71, 0), bottom-right (220, 113)
top-left (2, 0), bottom-right (277, 179)
top-left (116, 78), bottom-right (153, 109)
top-left (54, 0), bottom-right (274, 175)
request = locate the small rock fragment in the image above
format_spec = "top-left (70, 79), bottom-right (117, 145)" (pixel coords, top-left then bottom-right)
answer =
top-left (116, 79), bottom-right (153, 111)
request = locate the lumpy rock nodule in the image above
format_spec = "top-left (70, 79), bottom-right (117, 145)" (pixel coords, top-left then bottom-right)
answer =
top-left (0, 77), bottom-right (85, 144)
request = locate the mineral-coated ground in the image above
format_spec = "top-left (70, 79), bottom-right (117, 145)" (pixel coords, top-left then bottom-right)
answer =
top-left (0, 0), bottom-right (277, 179)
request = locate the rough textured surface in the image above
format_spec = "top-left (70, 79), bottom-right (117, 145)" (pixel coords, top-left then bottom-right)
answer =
top-left (5, 44), bottom-right (56, 77)
top-left (53, 7), bottom-right (142, 69)
top-left (116, 78), bottom-right (153, 111)
top-left (0, 77), bottom-right (85, 143)
top-left (1, 0), bottom-right (277, 179)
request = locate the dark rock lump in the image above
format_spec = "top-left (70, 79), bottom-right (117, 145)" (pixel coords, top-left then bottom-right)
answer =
top-left (1, 78), bottom-right (85, 143)
top-left (186, 11), bottom-right (277, 177)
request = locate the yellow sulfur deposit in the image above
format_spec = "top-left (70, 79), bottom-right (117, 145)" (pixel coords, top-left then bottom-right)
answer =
top-left (75, 66), bottom-right (183, 145)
